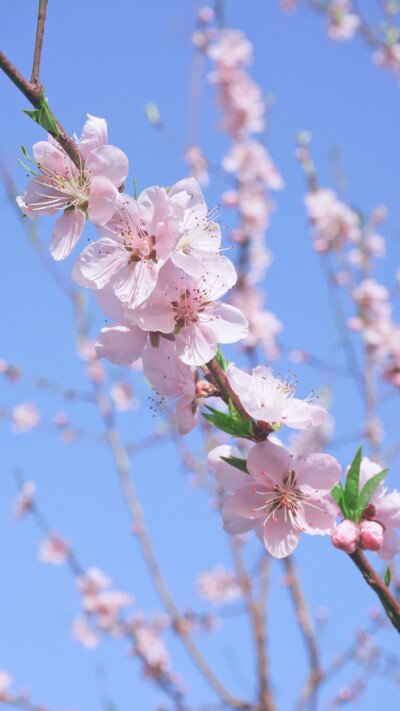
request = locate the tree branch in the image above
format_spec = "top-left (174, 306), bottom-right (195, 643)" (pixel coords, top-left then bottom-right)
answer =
top-left (349, 550), bottom-right (400, 634)
top-left (31, 0), bottom-right (49, 85)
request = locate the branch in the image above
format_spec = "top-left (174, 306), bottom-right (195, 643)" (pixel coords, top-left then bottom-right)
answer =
top-left (31, 0), bottom-right (49, 85)
top-left (349, 550), bottom-right (400, 633)
top-left (94, 383), bottom-right (250, 710)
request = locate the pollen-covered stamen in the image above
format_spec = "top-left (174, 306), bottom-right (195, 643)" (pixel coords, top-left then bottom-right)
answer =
top-left (109, 201), bottom-right (158, 263)
top-left (177, 199), bottom-right (222, 255)
top-left (250, 468), bottom-right (327, 530)
top-left (29, 157), bottom-right (92, 212)
top-left (257, 369), bottom-right (319, 420)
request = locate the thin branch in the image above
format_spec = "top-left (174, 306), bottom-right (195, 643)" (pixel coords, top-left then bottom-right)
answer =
top-left (230, 539), bottom-right (276, 711)
top-left (31, 0), bottom-right (49, 85)
top-left (93, 383), bottom-right (250, 710)
top-left (348, 550), bottom-right (400, 634)
top-left (283, 557), bottom-right (322, 711)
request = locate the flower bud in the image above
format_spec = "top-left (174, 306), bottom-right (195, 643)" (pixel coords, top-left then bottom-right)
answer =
top-left (359, 521), bottom-right (384, 552)
top-left (331, 520), bottom-right (360, 554)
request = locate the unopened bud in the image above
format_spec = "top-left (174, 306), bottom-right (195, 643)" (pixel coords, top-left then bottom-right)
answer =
top-left (331, 519), bottom-right (360, 554)
top-left (359, 521), bottom-right (384, 551)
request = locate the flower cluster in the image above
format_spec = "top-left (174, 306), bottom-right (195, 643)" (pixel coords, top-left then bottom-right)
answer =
top-left (17, 115), bottom-right (249, 433)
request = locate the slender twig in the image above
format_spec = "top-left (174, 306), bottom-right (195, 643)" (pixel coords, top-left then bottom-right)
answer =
top-left (348, 550), bottom-right (400, 633)
top-left (230, 539), bottom-right (276, 711)
top-left (31, 0), bottom-right (49, 85)
top-left (283, 558), bottom-right (322, 711)
top-left (94, 383), bottom-right (250, 710)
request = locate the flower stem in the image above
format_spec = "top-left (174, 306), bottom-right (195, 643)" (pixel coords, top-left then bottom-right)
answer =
top-left (349, 549), bottom-right (400, 633)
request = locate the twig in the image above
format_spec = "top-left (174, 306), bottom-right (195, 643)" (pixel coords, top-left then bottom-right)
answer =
top-left (230, 539), bottom-right (276, 711)
top-left (348, 550), bottom-right (400, 634)
top-left (283, 558), bottom-right (322, 711)
top-left (31, 0), bottom-right (49, 85)
top-left (93, 383), bottom-right (250, 710)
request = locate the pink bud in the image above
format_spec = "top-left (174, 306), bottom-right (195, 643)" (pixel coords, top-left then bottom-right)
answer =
top-left (359, 521), bottom-right (384, 552)
top-left (331, 520), bottom-right (360, 554)
top-left (197, 6), bottom-right (214, 23)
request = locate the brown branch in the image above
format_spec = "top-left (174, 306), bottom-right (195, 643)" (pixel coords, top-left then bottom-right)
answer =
top-left (205, 357), bottom-right (272, 442)
top-left (0, 51), bottom-right (82, 167)
top-left (31, 0), bottom-right (49, 85)
top-left (348, 550), bottom-right (400, 634)
top-left (230, 539), bottom-right (276, 711)
top-left (94, 383), bottom-right (250, 710)
top-left (283, 557), bottom-right (322, 711)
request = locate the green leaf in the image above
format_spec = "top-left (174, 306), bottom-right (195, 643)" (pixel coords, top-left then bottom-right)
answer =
top-left (221, 456), bottom-right (249, 474)
top-left (23, 90), bottom-right (59, 136)
top-left (385, 566), bottom-right (391, 588)
top-left (21, 144), bottom-right (37, 164)
top-left (357, 468), bottom-right (389, 518)
top-left (343, 445), bottom-right (363, 521)
top-left (331, 482), bottom-right (349, 518)
top-left (17, 158), bottom-right (38, 176)
top-left (203, 405), bottom-right (253, 439)
top-left (165, 185), bottom-right (170, 194)
top-left (215, 344), bottom-right (229, 373)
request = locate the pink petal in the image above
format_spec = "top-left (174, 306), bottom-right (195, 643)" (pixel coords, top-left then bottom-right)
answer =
top-left (112, 260), bottom-right (159, 309)
top-left (374, 491), bottom-right (400, 528)
top-left (247, 440), bottom-right (293, 485)
top-left (282, 398), bottom-right (328, 430)
top-left (95, 324), bottom-right (147, 366)
top-left (176, 401), bottom-right (199, 435)
top-left (222, 497), bottom-right (259, 534)
top-left (49, 208), bottom-right (85, 260)
top-left (224, 482), bottom-right (269, 520)
top-left (86, 145), bottom-right (129, 188)
top-left (95, 283), bottom-right (132, 322)
top-left (33, 140), bottom-right (73, 177)
top-left (378, 529), bottom-right (400, 561)
top-left (71, 237), bottom-right (128, 288)
top-left (79, 114), bottom-right (107, 160)
top-left (295, 454), bottom-right (341, 493)
top-left (295, 495), bottom-right (338, 535)
top-left (262, 514), bottom-right (300, 558)
top-left (87, 176), bottom-right (118, 225)
top-left (206, 302), bottom-right (248, 344)
top-left (176, 322), bottom-right (217, 366)
top-left (142, 340), bottom-right (193, 396)
top-left (208, 445), bottom-right (249, 492)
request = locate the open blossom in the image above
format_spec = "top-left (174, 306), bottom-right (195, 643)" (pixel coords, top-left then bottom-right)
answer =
top-left (327, 1), bottom-right (360, 41)
top-left (143, 339), bottom-right (200, 434)
top-left (226, 364), bottom-right (328, 429)
top-left (110, 381), bottom-right (139, 411)
top-left (72, 180), bottom-right (190, 307)
top-left (222, 141), bottom-right (284, 190)
top-left (132, 263), bottom-right (248, 366)
top-left (83, 589), bottom-right (133, 629)
top-left (373, 43), bottom-right (400, 77)
top-left (72, 617), bottom-right (99, 649)
top-left (78, 567), bottom-right (112, 596)
top-left (17, 115), bottom-right (129, 260)
top-left (133, 622), bottom-right (170, 672)
top-left (38, 533), bottom-right (69, 564)
top-left (207, 29), bottom-right (253, 74)
top-left (94, 283), bottom-right (149, 366)
top-left (305, 189), bottom-right (361, 252)
top-left (11, 401), bottom-right (40, 433)
top-left (196, 565), bottom-right (241, 605)
top-left (211, 440), bottom-right (340, 558)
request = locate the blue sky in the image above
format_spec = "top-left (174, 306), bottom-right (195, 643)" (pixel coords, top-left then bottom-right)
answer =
top-left (1, 1), bottom-right (400, 710)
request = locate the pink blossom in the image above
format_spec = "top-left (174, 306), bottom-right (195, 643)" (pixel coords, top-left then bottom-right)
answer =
top-left (72, 180), bottom-right (189, 308)
top-left (38, 534), bottom-right (69, 565)
top-left (78, 567), bottom-right (112, 596)
top-left (213, 440), bottom-right (340, 558)
top-left (305, 189), bottom-right (361, 252)
top-left (72, 617), bottom-right (99, 649)
top-left (143, 340), bottom-right (200, 434)
top-left (196, 565), bottom-right (241, 605)
top-left (327, 1), bottom-right (360, 41)
top-left (110, 381), bottom-right (139, 412)
top-left (133, 623), bottom-right (170, 672)
top-left (185, 146), bottom-right (210, 186)
top-left (94, 284), bottom-right (148, 366)
top-left (207, 30), bottom-right (253, 73)
top-left (17, 115), bottom-right (129, 260)
top-left (132, 263), bottom-right (248, 366)
top-left (331, 519), bottom-right (360, 553)
top-left (229, 282), bottom-right (282, 359)
top-left (11, 401), bottom-right (40, 433)
top-left (83, 589), bottom-right (133, 629)
top-left (198, 6), bottom-right (214, 23)
top-left (222, 141), bottom-right (284, 190)
top-left (226, 364), bottom-right (328, 430)
top-left (359, 521), bottom-right (384, 551)
top-left (12, 481), bottom-right (35, 518)
top-left (0, 672), bottom-right (13, 699)
top-left (373, 43), bottom-right (400, 76)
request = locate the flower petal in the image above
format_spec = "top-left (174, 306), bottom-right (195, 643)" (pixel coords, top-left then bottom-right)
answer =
top-left (79, 114), bottom-right (107, 160)
top-left (87, 176), bottom-right (118, 225)
top-left (71, 237), bottom-right (128, 289)
top-left (223, 482), bottom-right (269, 520)
top-left (295, 454), bottom-right (341, 493)
top-left (95, 324), bottom-right (147, 366)
top-left (295, 495), bottom-right (338, 535)
top-left (247, 440), bottom-right (293, 485)
top-left (208, 445), bottom-right (249, 492)
top-left (86, 145), bottom-right (129, 188)
top-left (49, 208), bottom-right (85, 260)
top-left (262, 514), bottom-right (300, 558)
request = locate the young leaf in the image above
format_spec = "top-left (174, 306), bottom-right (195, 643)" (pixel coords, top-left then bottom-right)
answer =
top-left (21, 144), bottom-right (37, 164)
top-left (221, 456), bottom-right (249, 474)
top-left (357, 468), bottom-right (389, 518)
top-left (23, 90), bottom-right (59, 136)
top-left (343, 445), bottom-right (363, 521)
top-left (385, 566), bottom-right (391, 588)
top-left (203, 405), bottom-right (253, 439)
top-left (17, 159), bottom-right (38, 176)
top-left (215, 344), bottom-right (229, 373)
top-left (331, 481), bottom-right (349, 519)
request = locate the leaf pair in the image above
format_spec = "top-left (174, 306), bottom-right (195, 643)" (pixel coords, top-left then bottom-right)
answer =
top-left (23, 90), bottom-right (59, 136)
top-left (203, 398), bottom-right (253, 440)
top-left (331, 445), bottom-right (388, 523)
